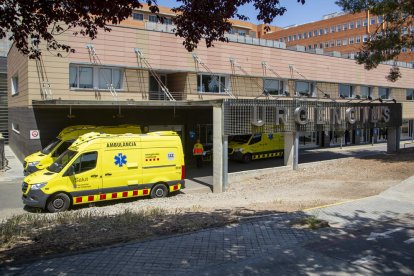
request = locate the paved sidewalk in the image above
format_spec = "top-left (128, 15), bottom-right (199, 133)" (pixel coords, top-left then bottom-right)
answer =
top-left (2, 176), bottom-right (414, 275)
top-left (1, 145), bottom-right (23, 182)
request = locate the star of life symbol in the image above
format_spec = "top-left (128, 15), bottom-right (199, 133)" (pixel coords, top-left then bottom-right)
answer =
top-left (114, 153), bottom-right (127, 167)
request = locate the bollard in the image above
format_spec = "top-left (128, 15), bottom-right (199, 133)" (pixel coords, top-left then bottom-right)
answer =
top-left (0, 133), bottom-right (4, 170)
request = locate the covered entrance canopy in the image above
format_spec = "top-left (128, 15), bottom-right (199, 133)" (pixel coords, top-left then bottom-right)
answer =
top-left (32, 98), bottom-right (403, 194)
top-left (211, 98), bottom-right (403, 193)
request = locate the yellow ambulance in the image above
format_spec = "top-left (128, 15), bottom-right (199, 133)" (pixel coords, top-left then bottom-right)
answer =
top-left (22, 131), bottom-right (185, 212)
top-left (228, 133), bottom-right (284, 163)
top-left (23, 125), bottom-right (141, 175)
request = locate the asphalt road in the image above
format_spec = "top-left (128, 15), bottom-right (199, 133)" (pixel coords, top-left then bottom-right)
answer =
top-left (0, 142), bottom-right (400, 219)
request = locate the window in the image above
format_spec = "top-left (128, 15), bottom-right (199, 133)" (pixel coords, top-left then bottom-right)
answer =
top-left (98, 68), bottom-right (122, 89)
top-left (360, 86), bottom-right (372, 99)
top-left (308, 45), bottom-right (312, 50)
top-left (69, 65), bottom-right (123, 90)
top-left (331, 26), bottom-right (335, 33)
top-left (288, 35), bottom-right (292, 42)
top-left (132, 13), bottom-right (144, 21)
top-left (313, 30), bottom-right (318, 36)
top-left (370, 17), bottom-right (376, 25)
top-left (349, 22), bottom-right (354, 29)
top-left (379, 87), bottom-right (390, 99)
top-left (356, 36), bottom-right (361, 43)
top-left (343, 38), bottom-right (348, 45)
top-left (319, 28), bottom-right (323, 35)
top-left (12, 122), bottom-right (20, 134)
top-left (303, 32), bottom-right (307, 39)
top-left (337, 24), bottom-right (342, 32)
top-left (349, 37), bottom-right (354, 44)
top-left (406, 89), bottom-right (414, 100)
top-left (79, 67), bottom-right (93, 88)
top-left (402, 27), bottom-right (408, 35)
top-left (308, 31), bottom-right (312, 38)
top-left (378, 16), bottom-right (383, 24)
top-left (313, 44), bottom-right (318, 49)
top-left (337, 39), bottom-right (342, 46)
top-left (325, 27), bottom-right (329, 34)
top-left (71, 152), bottom-right (98, 175)
top-left (325, 41), bottom-right (329, 48)
top-left (263, 79), bottom-right (284, 95)
top-left (249, 134), bottom-right (262, 145)
top-left (295, 81), bottom-right (314, 96)
top-left (298, 33), bottom-right (302, 39)
top-left (356, 20), bottom-right (361, 28)
top-left (238, 30), bottom-right (246, 36)
top-left (363, 35), bottom-right (369, 42)
top-left (319, 43), bottom-right (323, 49)
top-left (293, 34), bottom-right (297, 41)
top-left (343, 23), bottom-right (348, 31)
top-left (149, 15), bottom-right (158, 23)
top-left (279, 38), bottom-right (283, 42)
top-left (330, 40), bottom-right (335, 47)
top-left (363, 19), bottom-right (368, 26)
top-left (339, 84), bottom-right (353, 98)
top-left (11, 74), bottom-right (19, 95)
top-left (402, 47), bottom-right (407, 53)
top-left (164, 18), bottom-right (173, 25)
top-left (283, 37), bottom-right (287, 42)
top-left (52, 140), bottom-right (74, 157)
top-left (197, 74), bottom-right (228, 93)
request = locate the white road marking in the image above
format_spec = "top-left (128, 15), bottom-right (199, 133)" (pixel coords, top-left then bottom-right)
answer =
top-left (367, 227), bottom-right (404, 241)
top-left (404, 238), bottom-right (414, 244)
top-left (352, 255), bottom-right (377, 265)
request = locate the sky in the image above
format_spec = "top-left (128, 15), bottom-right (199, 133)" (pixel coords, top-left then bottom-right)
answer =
top-left (154, 0), bottom-right (343, 28)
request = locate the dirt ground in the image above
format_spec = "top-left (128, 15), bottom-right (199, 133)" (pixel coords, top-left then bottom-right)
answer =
top-left (1, 148), bottom-right (414, 264)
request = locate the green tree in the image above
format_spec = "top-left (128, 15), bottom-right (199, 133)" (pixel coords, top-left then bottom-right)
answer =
top-left (0, 0), bottom-right (304, 58)
top-left (336, 0), bottom-right (414, 81)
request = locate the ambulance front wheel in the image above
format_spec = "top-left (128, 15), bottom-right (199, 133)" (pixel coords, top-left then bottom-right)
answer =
top-left (47, 193), bottom-right (71, 213)
top-left (242, 153), bottom-right (252, 163)
top-left (151, 184), bottom-right (168, 199)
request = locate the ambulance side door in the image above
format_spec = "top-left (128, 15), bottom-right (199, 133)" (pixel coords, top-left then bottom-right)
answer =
top-left (248, 134), bottom-right (263, 153)
top-left (102, 147), bottom-right (142, 193)
top-left (66, 151), bottom-right (102, 194)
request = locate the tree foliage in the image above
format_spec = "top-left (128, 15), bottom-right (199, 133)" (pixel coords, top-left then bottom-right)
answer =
top-left (0, 0), bottom-right (157, 58)
top-left (0, 0), bottom-right (304, 58)
top-left (172, 0), bottom-right (304, 51)
top-left (336, 0), bottom-right (414, 81)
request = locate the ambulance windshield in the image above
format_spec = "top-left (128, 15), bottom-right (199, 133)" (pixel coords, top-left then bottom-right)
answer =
top-left (41, 139), bottom-right (61, 154)
top-left (48, 150), bottom-right (77, 173)
top-left (231, 135), bottom-right (251, 143)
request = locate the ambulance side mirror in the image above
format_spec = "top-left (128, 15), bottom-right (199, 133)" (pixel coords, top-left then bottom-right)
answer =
top-left (64, 165), bottom-right (75, 177)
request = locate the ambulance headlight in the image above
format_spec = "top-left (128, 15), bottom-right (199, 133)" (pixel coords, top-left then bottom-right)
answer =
top-left (28, 161), bottom-right (40, 167)
top-left (234, 148), bottom-right (244, 153)
top-left (31, 182), bottom-right (47, 190)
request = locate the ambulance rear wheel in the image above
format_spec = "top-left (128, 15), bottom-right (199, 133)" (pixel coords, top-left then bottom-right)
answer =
top-left (47, 193), bottom-right (71, 213)
top-left (242, 153), bottom-right (252, 163)
top-left (151, 184), bottom-right (168, 199)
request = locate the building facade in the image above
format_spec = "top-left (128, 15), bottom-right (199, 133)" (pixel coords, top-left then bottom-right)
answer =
top-left (6, 6), bottom-right (414, 161)
top-left (263, 11), bottom-right (414, 65)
